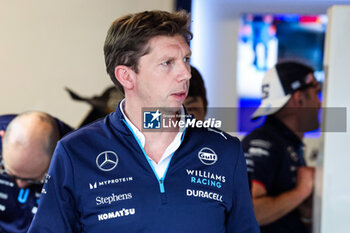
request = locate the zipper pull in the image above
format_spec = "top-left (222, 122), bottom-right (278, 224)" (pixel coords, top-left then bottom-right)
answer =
top-left (159, 178), bottom-right (165, 193)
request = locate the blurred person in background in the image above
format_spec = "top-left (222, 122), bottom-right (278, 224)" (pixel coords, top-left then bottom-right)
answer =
top-left (0, 112), bottom-right (72, 233)
top-left (243, 61), bottom-right (321, 233)
top-left (183, 66), bottom-right (208, 121)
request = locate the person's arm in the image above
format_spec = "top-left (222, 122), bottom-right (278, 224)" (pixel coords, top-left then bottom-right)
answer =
top-left (28, 142), bottom-right (81, 233)
top-left (226, 141), bottom-right (260, 233)
top-left (252, 166), bottom-right (314, 226)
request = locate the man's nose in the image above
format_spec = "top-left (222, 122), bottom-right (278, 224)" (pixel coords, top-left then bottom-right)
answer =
top-left (177, 64), bottom-right (191, 81)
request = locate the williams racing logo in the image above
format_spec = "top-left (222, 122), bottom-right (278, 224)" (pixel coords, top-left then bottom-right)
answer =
top-left (96, 151), bottom-right (119, 172)
top-left (198, 147), bottom-right (218, 165)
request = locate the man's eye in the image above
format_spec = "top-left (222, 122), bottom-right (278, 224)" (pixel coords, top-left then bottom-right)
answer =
top-left (184, 57), bottom-right (190, 63)
top-left (161, 60), bottom-right (172, 66)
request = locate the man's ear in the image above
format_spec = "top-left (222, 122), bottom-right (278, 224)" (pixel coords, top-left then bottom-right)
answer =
top-left (114, 65), bottom-right (135, 90)
top-left (291, 91), bottom-right (303, 107)
top-left (0, 130), bottom-right (5, 142)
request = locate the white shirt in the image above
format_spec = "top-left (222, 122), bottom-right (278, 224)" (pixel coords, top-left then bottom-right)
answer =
top-left (119, 99), bottom-right (184, 179)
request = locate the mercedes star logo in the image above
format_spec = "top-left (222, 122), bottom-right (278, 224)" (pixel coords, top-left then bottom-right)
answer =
top-left (96, 151), bottom-right (119, 171)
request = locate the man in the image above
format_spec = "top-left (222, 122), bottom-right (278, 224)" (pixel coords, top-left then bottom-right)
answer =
top-left (0, 112), bottom-right (72, 233)
top-left (28, 10), bottom-right (259, 233)
top-left (183, 66), bottom-right (208, 121)
top-left (243, 61), bottom-right (321, 233)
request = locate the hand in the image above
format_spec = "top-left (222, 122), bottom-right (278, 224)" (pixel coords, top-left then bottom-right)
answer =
top-left (295, 167), bottom-right (315, 199)
top-left (298, 193), bottom-right (313, 224)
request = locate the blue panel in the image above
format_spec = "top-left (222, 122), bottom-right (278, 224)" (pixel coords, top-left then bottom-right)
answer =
top-left (238, 98), bottom-right (265, 135)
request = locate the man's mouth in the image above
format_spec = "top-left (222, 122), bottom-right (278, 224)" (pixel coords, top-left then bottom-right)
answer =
top-left (171, 91), bottom-right (187, 100)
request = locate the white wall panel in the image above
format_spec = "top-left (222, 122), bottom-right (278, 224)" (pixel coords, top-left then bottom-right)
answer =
top-left (0, 0), bottom-right (174, 127)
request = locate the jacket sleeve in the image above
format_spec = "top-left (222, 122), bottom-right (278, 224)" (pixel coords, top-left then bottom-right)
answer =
top-left (226, 142), bottom-right (260, 233)
top-left (28, 142), bottom-right (81, 233)
top-left (243, 137), bottom-right (277, 191)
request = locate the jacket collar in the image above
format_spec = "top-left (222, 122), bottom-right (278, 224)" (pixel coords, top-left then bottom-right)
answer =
top-left (265, 116), bottom-right (304, 147)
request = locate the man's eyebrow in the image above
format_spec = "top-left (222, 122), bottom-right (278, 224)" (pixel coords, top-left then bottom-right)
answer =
top-left (158, 55), bottom-right (175, 61)
top-left (156, 49), bottom-right (191, 62)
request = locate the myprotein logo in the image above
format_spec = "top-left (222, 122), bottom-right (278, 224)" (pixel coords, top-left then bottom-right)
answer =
top-left (198, 147), bottom-right (218, 165)
top-left (88, 177), bottom-right (133, 190)
top-left (96, 151), bottom-right (118, 172)
top-left (89, 182), bottom-right (97, 189)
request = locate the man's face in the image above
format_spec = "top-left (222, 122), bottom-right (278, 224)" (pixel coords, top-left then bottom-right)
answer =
top-left (2, 147), bottom-right (49, 188)
top-left (300, 74), bottom-right (321, 132)
top-left (132, 35), bottom-right (191, 110)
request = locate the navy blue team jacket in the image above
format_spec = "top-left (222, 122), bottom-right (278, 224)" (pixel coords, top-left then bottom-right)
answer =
top-left (28, 105), bottom-right (259, 233)
top-left (243, 116), bottom-right (308, 233)
top-left (0, 114), bottom-right (73, 233)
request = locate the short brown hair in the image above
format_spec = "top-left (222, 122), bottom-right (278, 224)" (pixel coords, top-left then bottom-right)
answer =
top-left (104, 10), bottom-right (192, 90)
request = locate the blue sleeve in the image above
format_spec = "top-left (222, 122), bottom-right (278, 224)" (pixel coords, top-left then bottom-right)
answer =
top-left (226, 143), bottom-right (260, 233)
top-left (28, 142), bottom-right (81, 233)
top-left (0, 114), bottom-right (16, 130)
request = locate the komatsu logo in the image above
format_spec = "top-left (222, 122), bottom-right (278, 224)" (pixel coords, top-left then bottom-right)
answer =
top-left (198, 147), bottom-right (217, 165)
top-left (98, 208), bottom-right (135, 221)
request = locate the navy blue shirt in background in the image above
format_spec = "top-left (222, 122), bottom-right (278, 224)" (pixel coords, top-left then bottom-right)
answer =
top-left (0, 114), bottom-right (73, 233)
top-left (243, 116), bottom-right (307, 233)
